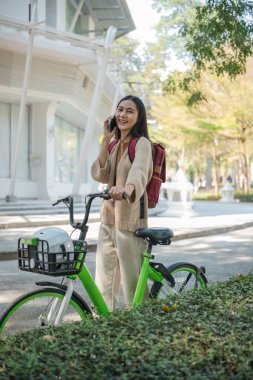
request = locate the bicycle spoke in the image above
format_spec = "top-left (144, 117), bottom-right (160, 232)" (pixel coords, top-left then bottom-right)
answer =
top-left (150, 263), bottom-right (207, 299)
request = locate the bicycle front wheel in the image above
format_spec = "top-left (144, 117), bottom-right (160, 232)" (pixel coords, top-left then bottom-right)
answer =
top-left (150, 262), bottom-right (208, 299)
top-left (0, 287), bottom-right (91, 337)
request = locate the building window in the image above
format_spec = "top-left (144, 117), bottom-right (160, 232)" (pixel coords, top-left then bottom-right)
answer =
top-left (55, 116), bottom-right (84, 183)
top-left (66, 0), bottom-right (93, 35)
top-left (0, 103), bottom-right (30, 179)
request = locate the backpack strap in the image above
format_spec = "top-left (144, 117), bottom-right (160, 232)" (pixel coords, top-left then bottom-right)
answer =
top-left (127, 137), bottom-right (139, 162)
top-left (108, 139), bottom-right (119, 154)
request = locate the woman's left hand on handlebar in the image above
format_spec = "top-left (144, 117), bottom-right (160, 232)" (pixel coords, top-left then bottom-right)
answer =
top-left (108, 184), bottom-right (135, 201)
top-left (108, 186), bottom-right (128, 201)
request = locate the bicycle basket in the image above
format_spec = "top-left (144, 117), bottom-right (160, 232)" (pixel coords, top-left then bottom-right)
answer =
top-left (18, 228), bottom-right (87, 276)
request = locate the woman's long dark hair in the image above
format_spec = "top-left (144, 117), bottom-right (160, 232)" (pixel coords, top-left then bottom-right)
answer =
top-left (114, 95), bottom-right (150, 140)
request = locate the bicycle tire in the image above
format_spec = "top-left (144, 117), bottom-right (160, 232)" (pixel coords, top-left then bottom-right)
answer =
top-left (150, 262), bottom-right (208, 299)
top-left (0, 287), bottom-right (91, 337)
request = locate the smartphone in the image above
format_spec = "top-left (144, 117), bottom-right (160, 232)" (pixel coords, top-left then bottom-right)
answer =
top-left (109, 116), bottom-right (117, 132)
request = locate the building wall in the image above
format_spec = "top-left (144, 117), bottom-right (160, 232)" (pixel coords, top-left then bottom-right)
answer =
top-left (0, 97), bottom-right (102, 200)
top-left (0, 0), bottom-right (122, 200)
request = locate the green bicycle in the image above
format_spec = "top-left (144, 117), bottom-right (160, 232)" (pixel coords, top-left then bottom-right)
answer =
top-left (0, 191), bottom-right (208, 336)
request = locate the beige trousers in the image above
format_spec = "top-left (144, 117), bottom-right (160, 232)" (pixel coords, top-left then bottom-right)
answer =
top-left (95, 224), bottom-right (148, 311)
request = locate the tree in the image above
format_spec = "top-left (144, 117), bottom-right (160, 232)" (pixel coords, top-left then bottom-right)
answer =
top-left (214, 66), bottom-right (253, 193)
top-left (189, 61), bottom-right (253, 193)
top-left (182, 0), bottom-right (253, 76)
top-left (161, 0), bottom-right (253, 104)
top-left (151, 0), bottom-right (202, 59)
top-left (149, 63), bottom-right (253, 194)
top-left (110, 35), bottom-right (145, 94)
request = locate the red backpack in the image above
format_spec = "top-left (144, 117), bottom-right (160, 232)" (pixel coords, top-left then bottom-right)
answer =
top-left (108, 137), bottom-right (166, 209)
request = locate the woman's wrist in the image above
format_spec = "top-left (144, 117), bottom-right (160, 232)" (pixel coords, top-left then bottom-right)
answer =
top-left (101, 137), bottom-right (111, 147)
top-left (125, 184), bottom-right (135, 197)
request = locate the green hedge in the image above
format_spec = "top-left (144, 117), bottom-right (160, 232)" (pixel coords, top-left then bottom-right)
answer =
top-left (234, 192), bottom-right (253, 202)
top-left (1, 273), bottom-right (253, 380)
top-left (193, 192), bottom-right (221, 201)
top-left (193, 190), bottom-right (253, 202)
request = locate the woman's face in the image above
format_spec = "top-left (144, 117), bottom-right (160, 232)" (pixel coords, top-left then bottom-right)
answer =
top-left (115, 99), bottom-right (138, 134)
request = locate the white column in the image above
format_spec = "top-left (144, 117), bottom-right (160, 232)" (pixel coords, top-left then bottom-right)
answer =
top-left (6, 0), bottom-right (38, 202)
top-left (46, 102), bottom-right (58, 196)
top-left (72, 26), bottom-right (117, 196)
top-left (31, 102), bottom-right (58, 200)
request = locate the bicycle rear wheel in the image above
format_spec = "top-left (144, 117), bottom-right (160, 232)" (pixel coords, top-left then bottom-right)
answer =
top-left (150, 262), bottom-right (207, 299)
top-left (0, 287), bottom-right (91, 337)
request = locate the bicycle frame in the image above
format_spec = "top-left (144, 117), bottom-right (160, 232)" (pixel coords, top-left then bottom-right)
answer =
top-left (59, 249), bottom-right (164, 318)
top-left (51, 192), bottom-right (165, 316)
top-left (77, 263), bottom-right (110, 316)
top-left (132, 252), bottom-right (164, 308)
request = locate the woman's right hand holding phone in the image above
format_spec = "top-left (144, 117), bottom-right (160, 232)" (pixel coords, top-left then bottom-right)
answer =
top-left (103, 116), bottom-right (116, 140)
top-left (99, 116), bottom-right (117, 167)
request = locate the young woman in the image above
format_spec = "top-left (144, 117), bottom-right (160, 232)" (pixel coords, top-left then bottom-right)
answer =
top-left (91, 95), bottom-right (153, 311)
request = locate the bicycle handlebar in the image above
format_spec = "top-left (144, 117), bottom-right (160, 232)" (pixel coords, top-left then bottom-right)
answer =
top-left (52, 190), bottom-right (127, 238)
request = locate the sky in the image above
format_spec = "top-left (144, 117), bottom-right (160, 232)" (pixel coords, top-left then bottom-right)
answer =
top-left (125, 0), bottom-right (185, 72)
top-left (125, 0), bottom-right (160, 44)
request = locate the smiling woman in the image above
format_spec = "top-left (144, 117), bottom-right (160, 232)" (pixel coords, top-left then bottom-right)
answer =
top-left (91, 95), bottom-right (153, 312)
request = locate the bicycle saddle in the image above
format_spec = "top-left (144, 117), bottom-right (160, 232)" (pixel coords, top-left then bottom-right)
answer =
top-left (135, 227), bottom-right (174, 245)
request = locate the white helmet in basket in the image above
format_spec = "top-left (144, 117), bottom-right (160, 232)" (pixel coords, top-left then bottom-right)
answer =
top-left (33, 227), bottom-right (74, 253)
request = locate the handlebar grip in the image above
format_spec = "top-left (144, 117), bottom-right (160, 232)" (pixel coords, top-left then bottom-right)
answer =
top-left (100, 189), bottom-right (110, 200)
top-left (103, 191), bottom-right (128, 200)
top-left (52, 196), bottom-right (70, 206)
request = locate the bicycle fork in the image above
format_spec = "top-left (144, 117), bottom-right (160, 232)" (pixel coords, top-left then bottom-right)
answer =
top-left (40, 279), bottom-right (75, 327)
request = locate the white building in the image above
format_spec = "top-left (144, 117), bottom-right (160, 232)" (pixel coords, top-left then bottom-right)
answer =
top-left (0, 0), bottom-right (135, 201)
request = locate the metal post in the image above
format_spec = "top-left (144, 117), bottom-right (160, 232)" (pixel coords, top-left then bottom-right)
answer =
top-left (6, 0), bottom-right (38, 202)
top-left (110, 81), bottom-right (121, 114)
top-left (72, 26), bottom-right (117, 196)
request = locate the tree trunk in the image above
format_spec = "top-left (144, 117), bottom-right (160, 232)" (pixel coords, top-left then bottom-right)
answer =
top-left (206, 156), bottom-right (212, 188)
top-left (241, 139), bottom-right (250, 193)
top-left (237, 120), bottom-right (251, 193)
top-left (212, 141), bottom-right (219, 197)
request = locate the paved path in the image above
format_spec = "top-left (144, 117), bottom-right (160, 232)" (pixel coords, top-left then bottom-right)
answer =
top-left (1, 201), bottom-right (253, 260)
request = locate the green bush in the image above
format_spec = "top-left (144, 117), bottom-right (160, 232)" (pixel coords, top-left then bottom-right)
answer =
top-left (194, 190), bottom-right (253, 202)
top-left (1, 273), bottom-right (253, 379)
top-left (193, 192), bottom-right (221, 201)
top-left (234, 191), bottom-right (253, 202)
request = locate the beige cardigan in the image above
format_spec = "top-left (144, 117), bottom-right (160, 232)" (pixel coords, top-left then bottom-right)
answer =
top-left (91, 136), bottom-right (153, 231)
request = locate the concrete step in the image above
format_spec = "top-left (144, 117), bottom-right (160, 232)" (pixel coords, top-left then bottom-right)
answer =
top-left (0, 199), bottom-right (102, 215)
